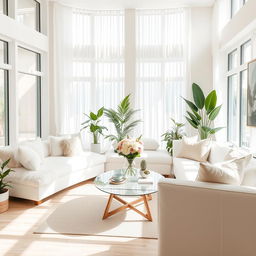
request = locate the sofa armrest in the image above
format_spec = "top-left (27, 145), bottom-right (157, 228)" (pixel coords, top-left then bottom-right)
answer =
top-left (158, 179), bottom-right (256, 256)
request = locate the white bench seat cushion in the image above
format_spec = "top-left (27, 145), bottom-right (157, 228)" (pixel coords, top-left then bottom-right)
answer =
top-left (173, 157), bottom-right (200, 181)
top-left (6, 152), bottom-right (106, 187)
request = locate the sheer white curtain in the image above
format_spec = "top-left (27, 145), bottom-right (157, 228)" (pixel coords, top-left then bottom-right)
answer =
top-left (135, 9), bottom-right (187, 142)
top-left (54, 4), bottom-right (124, 146)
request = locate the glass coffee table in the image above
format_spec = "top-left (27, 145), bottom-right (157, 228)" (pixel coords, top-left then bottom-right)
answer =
top-left (94, 169), bottom-right (163, 221)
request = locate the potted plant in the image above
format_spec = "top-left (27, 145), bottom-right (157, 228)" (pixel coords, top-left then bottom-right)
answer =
top-left (183, 83), bottom-right (224, 140)
top-left (162, 118), bottom-right (186, 155)
top-left (81, 107), bottom-right (108, 153)
top-left (0, 159), bottom-right (14, 214)
top-left (104, 95), bottom-right (141, 145)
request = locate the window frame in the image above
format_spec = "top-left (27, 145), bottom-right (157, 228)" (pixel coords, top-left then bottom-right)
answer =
top-left (17, 46), bottom-right (42, 140)
top-left (227, 38), bottom-right (252, 148)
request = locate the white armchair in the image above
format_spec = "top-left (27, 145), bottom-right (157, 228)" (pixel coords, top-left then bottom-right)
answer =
top-left (158, 178), bottom-right (256, 256)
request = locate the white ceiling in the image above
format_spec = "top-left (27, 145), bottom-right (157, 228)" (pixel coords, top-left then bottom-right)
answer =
top-left (52, 0), bottom-right (216, 9)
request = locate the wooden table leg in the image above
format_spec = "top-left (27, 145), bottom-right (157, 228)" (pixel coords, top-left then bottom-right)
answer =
top-left (102, 193), bottom-right (153, 221)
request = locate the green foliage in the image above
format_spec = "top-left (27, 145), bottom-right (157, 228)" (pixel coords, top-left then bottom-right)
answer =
top-left (162, 118), bottom-right (186, 155)
top-left (183, 83), bottom-right (224, 140)
top-left (104, 95), bottom-right (141, 143)
top-left (81, 107), bottom-right (108, 144)
top-left (0, 159), bottom-right (14, 194)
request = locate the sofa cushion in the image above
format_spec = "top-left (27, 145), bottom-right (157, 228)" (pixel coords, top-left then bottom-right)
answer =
top-left (173, 157), bottom-right (200, 181)
top-left (6, 151), bottom-right (106, 187)
top-left (141, 138), bottom-right (159, 151)
top-left (177, 137), bottom-right (211, 162)
top-left (241, 159), bottom-right (256, 186)
top-left (17, 146), bottom-right (42, 170)
top-left (20, 138), bottom-right (45, 161)
top-left (208, 142), bottom-right (232, 164)
top-left (106, 149), bottom-right (172, 165)
top-left (62, 136), bottom-right (83, 156)
top-left (0, 146), bottom-right (21, 168)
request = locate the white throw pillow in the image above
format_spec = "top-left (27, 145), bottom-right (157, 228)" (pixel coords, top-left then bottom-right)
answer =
top-left (177, 137), bottom-right (211, 162)
top-left (141, 138), bottom-right (160, 151)
top-left (0, 147), bottom-right (21, 168)
top-left (20, 138), bottom-right (45, 161)
top-left (49, 136), bottom-right (68, 156)
top-left (197, 155), bottom-right (252, 185)
top-left (62, 136), bottom-right (83, 156)
top-left (208, 142), bottom-right (232, 164)
top-left (17, 146), bottom-right (41, 170)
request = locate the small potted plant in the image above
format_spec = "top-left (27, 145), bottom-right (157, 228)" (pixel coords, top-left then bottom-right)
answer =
top-left (0, 159), bottom-right (14, 213)
top-left (81, 107), bottom-right (108, 153)
top-left (140, 160), bottom-right (150, 178)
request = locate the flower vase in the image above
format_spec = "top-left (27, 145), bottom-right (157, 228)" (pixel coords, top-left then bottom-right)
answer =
top-left (125, 158), bottom-right (137, 180)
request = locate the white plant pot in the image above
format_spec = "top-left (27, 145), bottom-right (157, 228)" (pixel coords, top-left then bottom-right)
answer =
top-left (91, 143), bottom-right (101, 153)
top-left (0, 189), bottom-right (9, 213)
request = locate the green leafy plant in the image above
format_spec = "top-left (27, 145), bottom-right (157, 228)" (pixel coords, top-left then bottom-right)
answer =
top-left (162, 118), bottom-right (186, 155)
top-left (104, 95), bottom-right (141, 143)
top-left (183, 83), bottom-right (223, 140)
top-left (0, 159), bottom-right (14, 194)
top-left (81, 107), bottom-right (108, 144)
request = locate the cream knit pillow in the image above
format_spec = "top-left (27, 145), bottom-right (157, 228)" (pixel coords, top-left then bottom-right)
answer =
top-left (62, 136), bottom-right (83, 156)
top-left (176, 137), bottom-right (212, 162)
top-left (197, 154), bottom-right (252, 185)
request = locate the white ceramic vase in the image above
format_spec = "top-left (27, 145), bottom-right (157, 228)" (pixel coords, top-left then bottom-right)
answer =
top-left (0, 189), bottom-right (9, 213)
top-left (91, 143), bottom-right (101, 153)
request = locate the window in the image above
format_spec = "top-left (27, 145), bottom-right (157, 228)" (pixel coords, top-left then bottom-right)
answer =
top-left (0, 0), bottom-right (8, 15)
top-left (231, 0), bottom-right (248, 18)
top-left (18, 47), bottom-right (41, 141)
top-left (135, 9), bottom-right (185, 141)
top-left (227, 39), bottom-right (252, 149)
top-left (17, 0), bottom-right (40, 31)
top-left (0, 40), bottom-right (9, 145)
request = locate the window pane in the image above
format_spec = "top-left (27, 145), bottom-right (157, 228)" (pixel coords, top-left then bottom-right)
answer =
top-left (0, 69), bottom-right (8, 146)
top-left (17, 0), bottom-right (40, 31)
top-left (0, 40), bottom-right (8, 64)
top-left (18, 47), bottom-right (40, 73)
top-left (228, 74), bottom-right (239, 144)
top-left (18, 73), bottom-right (40, 141)
top-left (241, 40), bottom-right (252, 65)
top-left (231, 0), bottom-right (243, 17)
top-left (0, 0), bottom-right (7, 15)
top-left (228, 49), bottom-right (238, 71)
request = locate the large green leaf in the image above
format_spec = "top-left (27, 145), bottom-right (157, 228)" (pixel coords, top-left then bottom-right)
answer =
top-left (182, 97), bottom-right (198, 112)
top-left (90, 112), bottom-right (97, 121)
top-left (185, 117), bottom-right (198, 129)
top-left (97, 107), bottom-right (104, 118)
top-left (192, 83), bottom-right (205, 109)
top-left (208, 105), bottom-right (222, 120)
top-left (205, 90), bottom-right (217, 113)
top-left (210, 127), bottom-right (224, 134)
top-left (186, 111), bottom-right (200, 125)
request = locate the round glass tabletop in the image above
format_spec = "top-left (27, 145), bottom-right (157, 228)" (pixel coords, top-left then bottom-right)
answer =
top-left (94, 169), bottom-right (164, 196)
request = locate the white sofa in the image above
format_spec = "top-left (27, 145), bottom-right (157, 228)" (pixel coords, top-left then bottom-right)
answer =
top-left (158, 140), bottom-right (256, 256)
top-left (5, 137), bottom-right (171, 203)
top-left (5, 141), bottom-right (106, 203)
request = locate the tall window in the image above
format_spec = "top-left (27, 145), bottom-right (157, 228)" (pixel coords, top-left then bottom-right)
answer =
top-left (0, 0), bottom-right (8, 15)
top-left (135, 9), bottom-right (186, 141)
top-left (0, 40), bottom-right (9, 145)
top-left (227, 39), bottom-right (253, 149)
top-left (55, 8), bottom-right (124, 137)
top-left (18, 47), bottom-right (41, 141)
top-left (17, 0), bottom-right (40, 32)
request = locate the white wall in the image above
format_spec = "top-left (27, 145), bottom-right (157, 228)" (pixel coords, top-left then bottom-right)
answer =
top-left (190, 7), bottom-right (213, 96)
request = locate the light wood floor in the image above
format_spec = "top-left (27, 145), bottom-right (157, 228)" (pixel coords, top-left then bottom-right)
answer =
top-left (0, 180), bottom-right (158, 256)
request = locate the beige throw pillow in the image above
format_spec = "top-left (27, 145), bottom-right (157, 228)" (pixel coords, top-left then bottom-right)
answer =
top-left (49, 136), bottom-right (69, 156)
top-left (176, 137), bottom-right (211, 162)
top-left (62, 137), bottom-right (83, 156)
top-left (0, 147), bottom-right (21, 168)
top-left (196, 155), bottom-right (252, 185)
